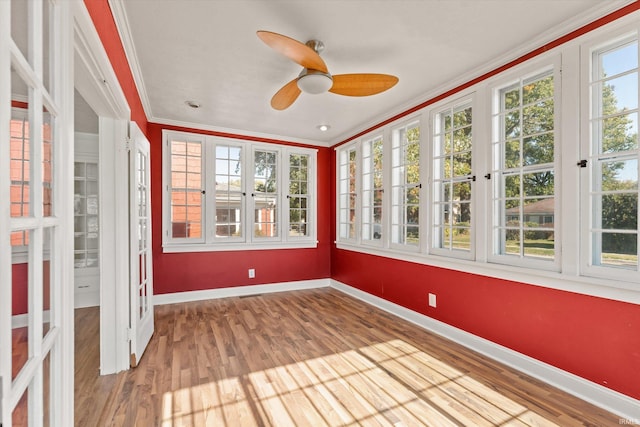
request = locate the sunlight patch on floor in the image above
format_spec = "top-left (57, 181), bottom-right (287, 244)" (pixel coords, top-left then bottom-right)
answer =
top-left (161, 339), bottom-right (559, 426)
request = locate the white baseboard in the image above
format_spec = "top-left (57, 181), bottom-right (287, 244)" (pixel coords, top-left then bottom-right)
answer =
top-left (153, 278), bottom-right (331, 306)
top-left (75, 290), bottom-right (99, 309)
top-left (330, 279), bottom-right (639, 422)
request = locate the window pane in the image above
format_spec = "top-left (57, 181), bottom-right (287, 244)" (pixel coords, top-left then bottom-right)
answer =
top-left (596, 232), bottom-right (638, 268)
top-left (599, 41), bottom-right (637, 78)
top-left (600, 159), bottom-right (638, 191)
top-left (601, 194), bottom-right (638, 230)
top-left (523, 75), bottom-right (553, 105)
top-left (523, 133), bottom-right (554, 166)
top-left (601, 112), bottom-right (638, 153)
top-left (603, 74), bottom-right (638, 113)
top-left (523, 230), bottom-right (554, 259)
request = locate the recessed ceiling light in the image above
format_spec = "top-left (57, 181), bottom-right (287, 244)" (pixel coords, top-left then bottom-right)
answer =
top-left (317, 124), bottom-right (330, 132)
top-left (185, 100), bottom-right (201, 109)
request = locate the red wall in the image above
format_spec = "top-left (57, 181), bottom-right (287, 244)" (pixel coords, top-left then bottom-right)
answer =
top-left (331, 248), bottom-right (639, 400)
top-left (147, 123), bottom-right (332, 295)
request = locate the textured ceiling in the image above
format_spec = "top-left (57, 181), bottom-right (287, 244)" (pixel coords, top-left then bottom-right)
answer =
top-left (111, 0), bottom-right (629, 146)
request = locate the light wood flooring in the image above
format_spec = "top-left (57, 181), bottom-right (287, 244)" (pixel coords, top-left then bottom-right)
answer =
top-left (73, 287), bottom-right (625, 426)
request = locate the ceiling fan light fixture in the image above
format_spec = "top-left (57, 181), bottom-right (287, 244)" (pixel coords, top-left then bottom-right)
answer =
top-left (297, 71), bottom-right (333, 94)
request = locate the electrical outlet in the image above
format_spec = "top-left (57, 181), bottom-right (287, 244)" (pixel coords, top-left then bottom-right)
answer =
top-left (428, 293), bottom-right (437, 308)
top-left (248, 268), bottom-right (255, 279)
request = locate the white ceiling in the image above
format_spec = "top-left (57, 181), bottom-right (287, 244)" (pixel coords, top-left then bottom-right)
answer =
top-left (111, 0), bottom-right (628, 146)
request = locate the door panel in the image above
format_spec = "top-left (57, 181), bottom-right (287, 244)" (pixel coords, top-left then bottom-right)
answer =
top-left (129, 122), bottom-right (154, 366)
top-left (2, 0), bottom-right (73, 425)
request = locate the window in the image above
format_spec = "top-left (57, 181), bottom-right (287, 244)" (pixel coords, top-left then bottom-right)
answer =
top-left (163, 131), bottom-right (317, 251)
top-left (253, 148), bottom-right (278, 239)
top-left (391, 121), bottom-right (421, 249)
top-left (288, 153), bottom-right (311, 237)
top-left (338, 144), bottom-right (358, 241)
top-left (169, 136), bottom-right (204, 241)
top-left (432, 100), bottom-right (474, 258)
top-left (491, 68), bottom-right (558, 268)
top-left (583, 34), bottom-right (639, 277)
top-left (214, 143), bottom-right (242, 240)
top-left (361, 135), bottom-right (384, 243)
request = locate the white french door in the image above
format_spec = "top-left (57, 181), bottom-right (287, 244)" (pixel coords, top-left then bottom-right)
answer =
top-left (1, 0), bottom-right (74, 426)
top-left (129, 123), bottom-right (154, 366)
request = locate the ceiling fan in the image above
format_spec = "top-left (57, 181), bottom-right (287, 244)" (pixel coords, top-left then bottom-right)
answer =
top-left (257, 30), bottom-right (399, 110)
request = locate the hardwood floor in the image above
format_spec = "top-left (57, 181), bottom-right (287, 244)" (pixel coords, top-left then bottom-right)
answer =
top-left (73, 288), bottom-right (624, 426)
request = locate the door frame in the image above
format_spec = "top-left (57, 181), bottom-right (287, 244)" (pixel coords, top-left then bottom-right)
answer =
top-left (73, 1), bottom-right (132, 374)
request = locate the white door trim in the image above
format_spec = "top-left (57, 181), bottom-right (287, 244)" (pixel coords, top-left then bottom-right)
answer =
top-left (73, 1), bottom-right (132, 375)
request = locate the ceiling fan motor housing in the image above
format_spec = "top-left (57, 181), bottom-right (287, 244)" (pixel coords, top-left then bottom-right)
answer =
top-left (297, 68), bottom-right (333, 94)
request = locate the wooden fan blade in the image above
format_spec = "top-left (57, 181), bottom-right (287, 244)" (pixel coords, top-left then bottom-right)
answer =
top-left (271, 78), bottom-right (302, 110)
top-left (329, 74), bottom-right (399, 97)
top-left (257, 30), bottom-right (328, 73)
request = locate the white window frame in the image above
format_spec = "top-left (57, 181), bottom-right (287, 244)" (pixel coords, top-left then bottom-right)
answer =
top-left (286, 151), bottom-right (314, 242)
top-left (361, 133), bottom-right (385, 247)
top-left (337, 141), bottom-right (360, 243)
top-left (431, 96), bottom-right (476, 260)
top-left (488, 58), bottom-right (562, 272)
top-left (162, 130), bottom-right (317, 252)
top-left (390, 118), bottom-right (422, 252)
top-left (251, 146), bottom-right (280, 242)
top-left (210, 140), bottom-right (244, 244)
top-left (580, 25), bottom-right (640, 282)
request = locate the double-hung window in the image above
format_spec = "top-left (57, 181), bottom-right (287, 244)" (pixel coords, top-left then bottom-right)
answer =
top-left (491, 65), bottom-right (559, 269)
top-left (163, 130), bottom-right (317, 251)
top-left (338, 144), bottom-right (358, 241)
top-left (432, 99), bottom-right (474, 258)
top-left (582, 32), bottom-right (639, 279)
top-left (391, 120), bottom-right (421, 250)
top-left (169, 135), bottom-right (205, 241)
top-left (361, 135), bottom-right (384, 244)
top-left (214, 143), bottom-right (243, 240)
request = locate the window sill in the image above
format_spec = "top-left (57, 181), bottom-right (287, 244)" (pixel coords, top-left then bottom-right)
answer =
top-left (335, 242), bottom-right (639, 305)
top-left (163, 240), bottom-right (319, 253)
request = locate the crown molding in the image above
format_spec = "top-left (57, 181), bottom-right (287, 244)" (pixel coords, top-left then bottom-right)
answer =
top-left (108, 0), bottom-right (154, 120)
